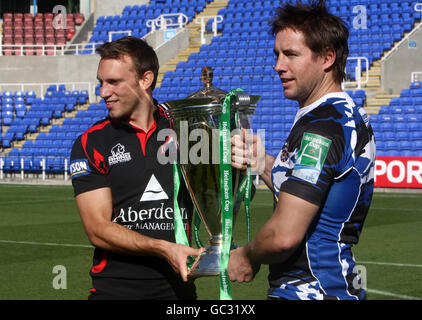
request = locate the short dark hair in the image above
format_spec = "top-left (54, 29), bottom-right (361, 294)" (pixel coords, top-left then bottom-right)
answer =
top-left (96, 36), bottom-right (159, 90)
top-left (270, 0), bottom-right (349, 84)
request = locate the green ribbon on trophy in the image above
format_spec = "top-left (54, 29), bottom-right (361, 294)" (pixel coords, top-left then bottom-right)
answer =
top-left (237, 166), bottom-right (252, 242)
top-left (217, 89), bottom-right (235, 300)
top-left (173, 162), bottom-right (195, 268)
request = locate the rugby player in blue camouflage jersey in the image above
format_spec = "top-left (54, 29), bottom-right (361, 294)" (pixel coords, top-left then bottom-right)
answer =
top-left (228, 0), bottom-right (376, 300)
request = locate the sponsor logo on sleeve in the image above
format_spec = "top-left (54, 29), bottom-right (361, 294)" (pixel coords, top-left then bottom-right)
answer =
top-left (70, 159), bottom-right (91, 178)
top-left (292, 132), bottom-right (331, 184)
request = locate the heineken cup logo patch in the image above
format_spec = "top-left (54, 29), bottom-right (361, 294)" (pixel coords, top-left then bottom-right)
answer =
top-left (292, 132), bottom-right (331, 184)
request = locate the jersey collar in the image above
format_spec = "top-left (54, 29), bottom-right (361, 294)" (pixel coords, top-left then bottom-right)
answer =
top-left (108, 98), bottom-right (161, 131)
top-left (292, 91), bottom-right (352, 127)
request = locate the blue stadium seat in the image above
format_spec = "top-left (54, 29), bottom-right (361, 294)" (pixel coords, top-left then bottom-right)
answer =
top-left (414, 140), bottom-right (422, 150)
top-left (383, 131), bottom-right (395, 141)
top-left (399, 140), bottom-right (412, 151)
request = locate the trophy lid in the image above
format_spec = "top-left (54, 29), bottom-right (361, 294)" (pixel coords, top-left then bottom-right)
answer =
top-left (186, 66), bottom-right (228, 102)
top-left (163, 66), bottom-right (260, 119)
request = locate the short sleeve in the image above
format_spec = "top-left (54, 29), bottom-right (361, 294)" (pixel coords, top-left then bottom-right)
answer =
top-left (70, 135), bottom-right (109, 196)
top-left (280, 124), bottom-right (344, 206)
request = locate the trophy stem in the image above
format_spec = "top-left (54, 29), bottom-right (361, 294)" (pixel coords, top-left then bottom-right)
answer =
top-left (208, 234), bottom-right (222, 246)
top-left (189, 234), bottom-right (223, 279)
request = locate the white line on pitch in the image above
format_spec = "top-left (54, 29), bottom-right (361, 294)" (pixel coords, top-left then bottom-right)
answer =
top-left (373, 194), bottom-right (422, 199)
top-left (370, 207), bottom-right (422, 212)
top-left (367, 289), bottom-right (422, 300)
top-left (357, 261), bottom-right (422, 268)
top-left (0, 197), bottom-right (74, 205)
top-left (0, 239), bottom-right (93, 248)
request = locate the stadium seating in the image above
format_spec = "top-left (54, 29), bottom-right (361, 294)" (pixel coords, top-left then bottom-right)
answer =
top-left (371, 81), bottom-right (422, 157)
top-left (1, 12), bottom-right (84, 56)
top-left (81, 0), bottom-right (208, 53)
top-left (0, 84), bottom-right (93, 174)
top-left (153, 0), bottom-right (373, 154)
top-left (76, 0), bottom-right (422, 156)
top-left (1, 0), bottom-right (422, 177)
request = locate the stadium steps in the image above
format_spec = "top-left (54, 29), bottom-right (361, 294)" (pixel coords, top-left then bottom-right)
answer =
top-left (361, 20), bottom-right (422, 115)
top-left (365, 91), bottom-right (400, 114)
top-left (361, 61), bottom-right (401, 114)
top-left (156, 0), bottom-right (229, 86)
top-left (361, 61), bottom-right (382, 91)
top-left (1, 103), bottom-right (90, 155)
top-left (1, 125), bottom-right (9, 136)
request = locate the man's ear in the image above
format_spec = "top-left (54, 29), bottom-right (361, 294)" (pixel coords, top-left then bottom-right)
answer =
top-left (139, 70), bottom-right (155, 90)
top-left (322, 46), bottom-right (337, 72)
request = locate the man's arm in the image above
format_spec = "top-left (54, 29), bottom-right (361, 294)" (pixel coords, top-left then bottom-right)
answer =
top-left (259, 153), bottom-right (275, 191)
top-left (228, 191), bottom-right (319, 282)
top-left (75, 187), bottom-right (204, 281)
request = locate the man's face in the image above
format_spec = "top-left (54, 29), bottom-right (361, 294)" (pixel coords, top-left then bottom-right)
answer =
top-left (274, 28), bottom-right (326, 107)
top-left (97, 55), bottom-right (144, 120)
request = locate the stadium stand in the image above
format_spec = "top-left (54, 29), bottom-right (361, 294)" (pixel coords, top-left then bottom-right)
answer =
top-left (371, 80), bottom-right (422, 157)
top-left (152, 0), bottom-right (376, 154)
top-left (1, 0), bottom-right (422, 178)
top-left (151, 0), bottom-right (422, 156)
top-left (81, 0), bottom-right (207, 53)
top-left (0, 84), bottom-right (90, 175)
top-left (1, 12), bottom-right (84, 56)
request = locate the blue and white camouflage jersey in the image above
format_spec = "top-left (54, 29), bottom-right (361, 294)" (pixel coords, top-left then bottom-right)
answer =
top-left (270, 92), bottom-right (376, 300)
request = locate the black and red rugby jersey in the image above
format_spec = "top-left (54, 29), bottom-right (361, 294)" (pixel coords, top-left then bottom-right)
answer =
top-left (70, 104), bottom-right (193, 280)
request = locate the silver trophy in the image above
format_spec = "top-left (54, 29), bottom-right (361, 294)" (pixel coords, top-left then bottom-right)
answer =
top-left (163, 67), bottom-right (260, 278)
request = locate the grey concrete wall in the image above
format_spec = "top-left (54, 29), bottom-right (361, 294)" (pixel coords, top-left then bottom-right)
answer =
top-left (93, 0), bottom-right (149, 21)
top-left (0, 54), bottom-right (100, 84)
top-left (381, 24), bottom-right (422, 94)
top-left (0, 54), bottom-right (100, 99)
top-left (146, 28), bottom-right (190, 66)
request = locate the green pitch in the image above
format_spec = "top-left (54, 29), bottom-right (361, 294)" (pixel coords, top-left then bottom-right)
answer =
top-left (0, 184), bottom-right (420, 300)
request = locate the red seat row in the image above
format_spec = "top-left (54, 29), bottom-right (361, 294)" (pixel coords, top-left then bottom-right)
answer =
top-left (3, 12), bottom-right (84, 25)
top-left (2, 12), bottom-right (84, 49)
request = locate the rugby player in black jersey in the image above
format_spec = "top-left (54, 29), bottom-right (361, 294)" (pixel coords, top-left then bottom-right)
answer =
top-left (71, 36), bottom-right (205, 300)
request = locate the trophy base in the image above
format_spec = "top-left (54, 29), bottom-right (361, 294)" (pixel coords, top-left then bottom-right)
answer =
top-left (188, 243), bottom-right (222, 279)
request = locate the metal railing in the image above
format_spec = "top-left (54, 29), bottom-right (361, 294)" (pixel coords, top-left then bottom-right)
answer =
top-left (146, 13), bottom-right (189, 31)
top-left (0, 42), bottom-right (103, 56)
top-left (0, 157), bottom-right (69, 181)
top-left (195, 15), bottom-right (224, 44)
top-left (108, 30), bottom-right (133, 42)
top-left (342, 56), bottom-right (369, 89)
